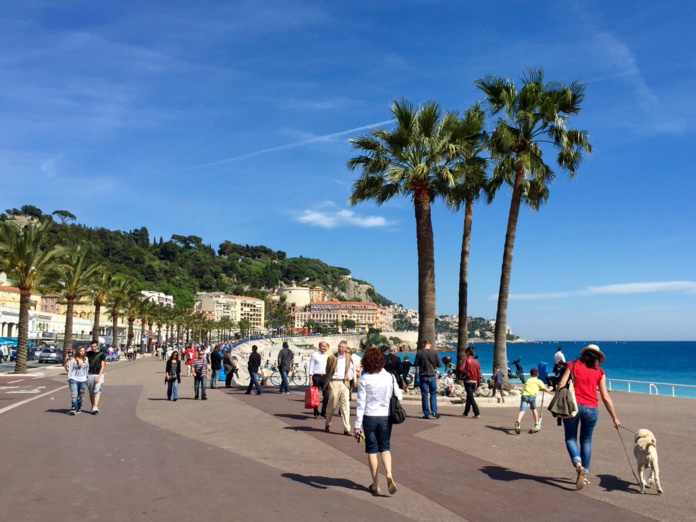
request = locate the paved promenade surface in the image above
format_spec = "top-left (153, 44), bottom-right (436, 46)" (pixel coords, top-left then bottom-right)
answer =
top-left (1, 357), bottom-right (694, 521)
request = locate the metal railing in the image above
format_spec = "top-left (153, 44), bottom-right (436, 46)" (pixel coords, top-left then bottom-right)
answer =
top-left (606, 378), bottom-right (696, 398)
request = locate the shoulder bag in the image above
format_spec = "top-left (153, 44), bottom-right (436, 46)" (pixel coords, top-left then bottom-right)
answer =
top-left (547, 361), bottom-right (578, 419)
top-left (389, 374), bottom-right (407, 424)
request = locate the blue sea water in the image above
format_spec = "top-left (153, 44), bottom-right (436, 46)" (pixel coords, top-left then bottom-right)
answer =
top-left (400, 341), bottom-right (696, 398)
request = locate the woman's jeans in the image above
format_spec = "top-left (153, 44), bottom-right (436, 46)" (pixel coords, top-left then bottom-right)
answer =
top-left (419, 375), bottom-right (438, 417)
top-left (563, 404), bottom-right (599, 472)
top-left (167, 377), bottom-right (179, 400)
top-left (68, 379), bottom-right (86, 411)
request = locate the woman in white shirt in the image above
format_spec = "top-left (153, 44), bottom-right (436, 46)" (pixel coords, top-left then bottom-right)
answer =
top-left (354, 346), bottom-right (403, 496)
top-left (65, 346), bottom-right (89, 415)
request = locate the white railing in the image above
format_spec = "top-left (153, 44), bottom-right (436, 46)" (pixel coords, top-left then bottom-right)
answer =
top-left (606, 378), bottom-right (696, 398)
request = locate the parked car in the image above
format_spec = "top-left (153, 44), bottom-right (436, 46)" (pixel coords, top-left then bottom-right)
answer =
top-left (38, 348), bottom-right (63, 364)
top-left (10, 347), bottom-right (36, 361)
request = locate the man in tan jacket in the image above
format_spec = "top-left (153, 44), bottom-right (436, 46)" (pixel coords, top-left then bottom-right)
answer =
top-left (324, 340), bottom-right (355, 435)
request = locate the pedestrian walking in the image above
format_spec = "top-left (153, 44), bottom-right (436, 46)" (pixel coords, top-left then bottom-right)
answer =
top-left (354, 346), bottom-right (402, 496)
top-left (65, 345), bottom-right (89, 415)
top-left (556, 344), bottom-right (621, 490)
top-left (460, 346), bottom-right (481, 418)
top-left (86, 340), bottom-right (106, 415)
top-left (307, 341), bottom-right (331, 418)
top-left (277, 341), bottom-right (294, 394)
top-left (191, 349), bottom-right (208, 400)
top-left (245, 345), bottom-right (262, 395)
top-left (209, 345), bottom-right (222, 389)
top-left (165, 351), bottom-right (182, 401)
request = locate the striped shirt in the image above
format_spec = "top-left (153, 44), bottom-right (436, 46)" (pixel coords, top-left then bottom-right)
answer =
top-left (191, 358), bottom-right (208, 377)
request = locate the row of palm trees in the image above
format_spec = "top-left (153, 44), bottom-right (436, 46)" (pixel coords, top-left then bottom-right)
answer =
top-left (0, 221), bottom-right (254, 374)
top-left (347, 69), bottom-right (591, 373)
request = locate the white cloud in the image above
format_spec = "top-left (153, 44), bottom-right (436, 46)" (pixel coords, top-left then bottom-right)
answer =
top-left (296, 207), bottom-right (389, 229)
top-left (500, 281), bottom-right (696, 300)
top-left (583, 281), bottom-right (696, 295)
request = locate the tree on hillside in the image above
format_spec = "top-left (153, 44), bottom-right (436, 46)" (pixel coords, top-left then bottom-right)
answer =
top-left (476, 69), bottom-right (591, 374)
top-left (91, 272), bottom-right (114, 344)
top-left (443, 104), bottom-right (489, 371)
top-left (0, 221), bottom-right (65, 373)
top-left (52, 210), bottom-right (77, 224)
top-left (348, 99), bottom-right (476, 349)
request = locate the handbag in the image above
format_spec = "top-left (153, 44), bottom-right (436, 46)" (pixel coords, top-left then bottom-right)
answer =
top-left (547, 362), bottom-right (578, 418)
top-left (389, 375), bottom-right (406, 424)
top-left (305, 386), bottom-right (320, 409)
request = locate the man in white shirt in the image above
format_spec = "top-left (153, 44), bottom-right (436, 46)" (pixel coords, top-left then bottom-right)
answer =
top-left (308, 341), bottom-right (330, 419)
top-left (553, 347), bottom-right (566, 373)
top-left (324, 340), bottom-right (355, 435)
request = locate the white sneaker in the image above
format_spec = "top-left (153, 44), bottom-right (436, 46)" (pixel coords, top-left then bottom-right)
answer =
top-left (69, 409), bottom-right (76, 416)
top-left (92, 406), bottom-right (100, 415)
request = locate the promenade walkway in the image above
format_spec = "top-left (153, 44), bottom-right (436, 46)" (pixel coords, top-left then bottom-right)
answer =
top-left (1, 356), bottom-right (693, 521)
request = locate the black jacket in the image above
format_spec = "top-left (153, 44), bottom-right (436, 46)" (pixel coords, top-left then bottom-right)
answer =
top-left (384, 353), bottom-right (404, 386)
top-left (210, 349), bottom-right (222, 370)
top-left (248, 351), bottom-right (261, 373)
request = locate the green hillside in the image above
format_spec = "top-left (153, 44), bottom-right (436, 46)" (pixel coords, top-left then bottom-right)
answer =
top-left (1, 205), bottom-right (393, 309)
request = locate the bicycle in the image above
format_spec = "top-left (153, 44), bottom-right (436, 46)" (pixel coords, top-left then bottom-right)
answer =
top-left (268, 364), bottom-right (308, 387)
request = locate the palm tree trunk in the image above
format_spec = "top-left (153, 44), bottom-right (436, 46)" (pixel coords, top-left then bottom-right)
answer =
top-left (157, 323), bottom-right (162, 349)
top-left (127, 319), bottom-right (134, 350)
top-left (148, 320), bottom-right (154, 352)
top-left (63, 299), bottom-right (75, 363)
top-left (14, 290), bottom-right (31, 374)
top-left (92, 302), bottom-right (101, 343)
top-left (414, 188), bottom-right (437, 348)
top-left (456, 200), bottom-right (473, 371)
top-left (112, 314), bottom-right (119, 353)
top-left (493, 162), bottom-right (525, 376)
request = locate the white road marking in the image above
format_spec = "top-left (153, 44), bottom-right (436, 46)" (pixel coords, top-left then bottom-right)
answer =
top-left (8, 379), bottom-right (24, 384)
top-left (0, 385), bottom-right (66, 415)
top-left (7, 386), bottom-right (46, 394)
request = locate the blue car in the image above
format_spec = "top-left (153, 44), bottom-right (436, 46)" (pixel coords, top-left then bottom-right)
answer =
top-left (10, 348), bottom-right (36, 361)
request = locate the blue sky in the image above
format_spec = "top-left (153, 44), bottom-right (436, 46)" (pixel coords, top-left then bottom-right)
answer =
top-left (2, 1), bottom-right (695, 341)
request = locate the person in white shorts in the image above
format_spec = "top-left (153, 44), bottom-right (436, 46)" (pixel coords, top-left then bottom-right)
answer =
top-left (86, 340), bottom-right (106, 414)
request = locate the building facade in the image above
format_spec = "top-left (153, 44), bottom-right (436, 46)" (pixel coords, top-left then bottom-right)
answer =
top-left (195, 292), bottom-right (265, 331)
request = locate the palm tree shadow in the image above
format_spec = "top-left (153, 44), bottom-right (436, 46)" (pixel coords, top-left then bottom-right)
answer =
top-left (480, 465), bottom-right (573, 490)
top-left (281, 473), bottom-right (366, 492)
top-left (485, 425), bottom-right (516, 435)
top-left (596, 474), bottom-right (638, 493)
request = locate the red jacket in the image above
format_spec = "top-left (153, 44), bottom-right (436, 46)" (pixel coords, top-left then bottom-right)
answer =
top-left (461, 355), bottom-right (481, 386)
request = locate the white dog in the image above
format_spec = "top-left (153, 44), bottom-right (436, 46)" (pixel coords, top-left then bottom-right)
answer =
top-left (634, 428), bottom-right (663, 494)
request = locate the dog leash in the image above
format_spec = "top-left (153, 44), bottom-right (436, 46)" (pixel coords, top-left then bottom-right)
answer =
top-left (615, 427), bottom-right (640, 483)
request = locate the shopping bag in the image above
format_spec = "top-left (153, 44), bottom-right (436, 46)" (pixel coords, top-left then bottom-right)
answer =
top-left (305, 386), bottom-right (320, 409)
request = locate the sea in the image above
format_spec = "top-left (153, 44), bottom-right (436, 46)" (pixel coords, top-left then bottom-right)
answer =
top-left (399, 341), bottom-right (696, 398)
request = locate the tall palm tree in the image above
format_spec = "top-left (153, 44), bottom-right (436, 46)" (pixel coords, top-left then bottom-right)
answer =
top-left (347, 99), bottom-right (476, 347)
top-left (51, 243), bottom-right (104, 361)
top-left (105, 277), bottom-right (135, 353)
top-left (0, 221), bottom-right (65, 373)
top-left (122, 289), bottom-right (144, 353)
top-left (443, 104), bottom-right (489, 371)
top-left (476, 69), bottom-right (591, 374)
top-left (91, 272), bottom-right (114, 344)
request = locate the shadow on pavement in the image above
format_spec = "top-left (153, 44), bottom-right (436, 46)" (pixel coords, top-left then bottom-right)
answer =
top-left (275, 413), bottom-right (311, 421)
top-left (596, 474), bottom-right (638, 493)
top-left (281, 473), bottom-right (366, 492)
top-left (45, 409), bottom-right (70, 414)
top-left (485, 425), bottom-right (516, 435)
top-left (147, 398), bottom-right (171, 401)
top-left (480, 465), bottom-right (572, 491)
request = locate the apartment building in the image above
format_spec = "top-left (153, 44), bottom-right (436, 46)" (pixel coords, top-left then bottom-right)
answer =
top-left (195, 292), bottom-right (265, 330)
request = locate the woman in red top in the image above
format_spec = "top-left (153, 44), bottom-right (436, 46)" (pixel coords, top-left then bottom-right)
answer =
top-left (557, 344), bottom-right (621, 490)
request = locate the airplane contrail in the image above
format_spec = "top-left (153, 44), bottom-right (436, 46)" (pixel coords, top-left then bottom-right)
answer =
top-left (171, 119), bottom-right (394, 174)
